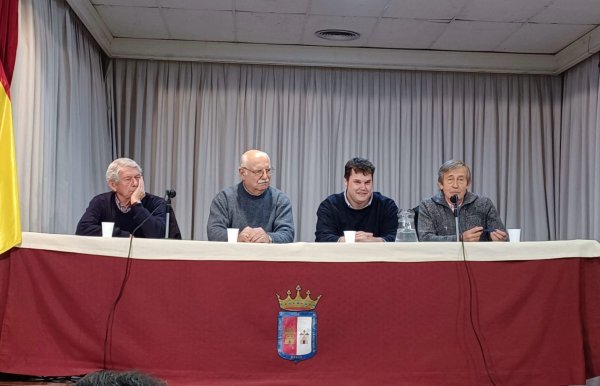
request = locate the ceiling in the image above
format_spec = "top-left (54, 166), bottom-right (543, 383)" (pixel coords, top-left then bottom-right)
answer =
top-left (66, 0), bottom-right (600, 74)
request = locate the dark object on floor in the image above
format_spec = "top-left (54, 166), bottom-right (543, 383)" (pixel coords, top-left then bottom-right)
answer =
top-left (75, 370), bottom-right (166, 386)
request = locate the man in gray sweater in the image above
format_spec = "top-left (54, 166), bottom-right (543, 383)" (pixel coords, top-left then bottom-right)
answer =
top-left (418, 160), bottom-right (507, 242)
top-left (207, 149), bottom-right (294, 243)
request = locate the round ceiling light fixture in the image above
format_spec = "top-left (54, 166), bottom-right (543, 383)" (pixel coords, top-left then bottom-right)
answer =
top-left (315, 29), bottom-right (360, 41)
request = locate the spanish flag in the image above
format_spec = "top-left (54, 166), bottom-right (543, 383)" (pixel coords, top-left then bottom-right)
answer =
top-left (0, 0), bottom-right (21, 254)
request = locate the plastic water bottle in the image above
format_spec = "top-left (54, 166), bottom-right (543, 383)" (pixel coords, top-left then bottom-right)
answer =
top-left (395, 209), bottom-right (418, 242)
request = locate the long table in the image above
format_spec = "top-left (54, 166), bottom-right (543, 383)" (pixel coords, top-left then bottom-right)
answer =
top-left (1, 233), bottom-right (600, 385)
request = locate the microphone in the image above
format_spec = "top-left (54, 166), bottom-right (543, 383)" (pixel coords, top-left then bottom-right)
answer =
top-left (450, 194), bottom-right (460, 241)
top-left (164, 189), bottom-right (176, 239)
top-left (165, 189), bottom-right (176, 199)
top-left (131, 189), bottom-right (176, 238)
top-left (450, 194), bottom-right (459, 217)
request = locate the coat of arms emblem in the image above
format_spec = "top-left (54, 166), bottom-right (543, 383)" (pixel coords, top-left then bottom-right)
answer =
top-left (276, 285), bottom-right (322, 362)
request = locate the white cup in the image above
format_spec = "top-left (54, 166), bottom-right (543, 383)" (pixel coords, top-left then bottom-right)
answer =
top-left (227, 228), bottom-right (239, 243)
top-left (507, 228), bottom-right (521, 242)
top-left (343, 230), bottom-right (356, 243)
top-left (101, 222), bottom-right (115, 237)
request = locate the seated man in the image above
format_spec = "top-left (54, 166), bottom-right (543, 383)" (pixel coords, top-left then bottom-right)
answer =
top-left (207, 149), bottom-right (294, 243)
top-left (76, 158), bottom-right (180, 238)
top-left (315, 157), bottom-right (398, 242)
top-left (418, 159), bottom-right (507, 242)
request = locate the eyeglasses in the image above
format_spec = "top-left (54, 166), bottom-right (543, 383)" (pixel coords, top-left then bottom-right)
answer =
top-left (242, 167), bottom-right (274, 177)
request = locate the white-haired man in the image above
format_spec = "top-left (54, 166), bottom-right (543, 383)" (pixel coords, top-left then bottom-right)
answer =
top-left (76, 158), bottom-right (180, 238)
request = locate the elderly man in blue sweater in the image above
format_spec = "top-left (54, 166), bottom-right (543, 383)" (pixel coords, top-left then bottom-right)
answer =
top-left (207, 149), bottom-right (294, 243)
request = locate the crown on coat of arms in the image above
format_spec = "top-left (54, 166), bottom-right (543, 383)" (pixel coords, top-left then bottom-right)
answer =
top-left (277, 285), bottom-right (322, 311)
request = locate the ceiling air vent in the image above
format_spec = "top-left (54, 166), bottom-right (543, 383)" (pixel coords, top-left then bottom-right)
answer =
top-left (315, 29), bottom-right (360, 41)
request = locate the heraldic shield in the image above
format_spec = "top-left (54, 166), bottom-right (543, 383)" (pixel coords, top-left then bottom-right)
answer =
top-left (276, 285), bottom-right (322, 362)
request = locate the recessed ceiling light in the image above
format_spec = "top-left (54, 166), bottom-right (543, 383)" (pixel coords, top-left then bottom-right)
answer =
top-left (315, 29), bottom-right (360, 41)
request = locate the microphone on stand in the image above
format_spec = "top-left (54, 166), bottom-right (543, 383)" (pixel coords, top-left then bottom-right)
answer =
top-left (165, 189), bottom-right (176, 199)
top-left (164, 189), bottom-right (176, 239)
top-left (450, 194), bottom-right (460, 242)
top-left (130, 189), bottom-right (175, 238)
top-left (450, 194), bottom-right (459, 210)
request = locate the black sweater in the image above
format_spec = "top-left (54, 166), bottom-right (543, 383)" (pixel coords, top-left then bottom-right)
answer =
top-left (76, 191), bottom-right (169, 238)
top-left (315, 192), bottom-right (398, 242)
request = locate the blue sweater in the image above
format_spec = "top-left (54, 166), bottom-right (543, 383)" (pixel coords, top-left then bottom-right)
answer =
top-left (75, 191), bottom-right (174, 238)
top-left (206, 183), bottom-right (295, 243)
top-left (315, 192), bottom-right (399, 242)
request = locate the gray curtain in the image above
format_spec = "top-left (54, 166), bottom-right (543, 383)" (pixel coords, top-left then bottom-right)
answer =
top-left (559, 53), bottom-right (600, 241)
top-left (12, 0), bottom-right (112, 234)
top-left (106, 60), bottom-right (563, 242)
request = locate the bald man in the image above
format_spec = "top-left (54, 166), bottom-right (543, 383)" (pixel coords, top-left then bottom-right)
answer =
top-left (206, 150), bottom-right (295, 243)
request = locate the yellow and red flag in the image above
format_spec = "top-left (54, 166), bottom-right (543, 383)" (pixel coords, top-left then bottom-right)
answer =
top-left (0, 0), bottom-right (21, 254)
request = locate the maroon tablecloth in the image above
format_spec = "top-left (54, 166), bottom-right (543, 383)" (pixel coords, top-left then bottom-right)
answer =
top-left (1, 247), bottom-right (599, 385)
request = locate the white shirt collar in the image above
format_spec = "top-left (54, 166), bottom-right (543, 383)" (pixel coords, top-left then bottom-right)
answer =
top-left (344, 190), bottom-right (373, 209)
